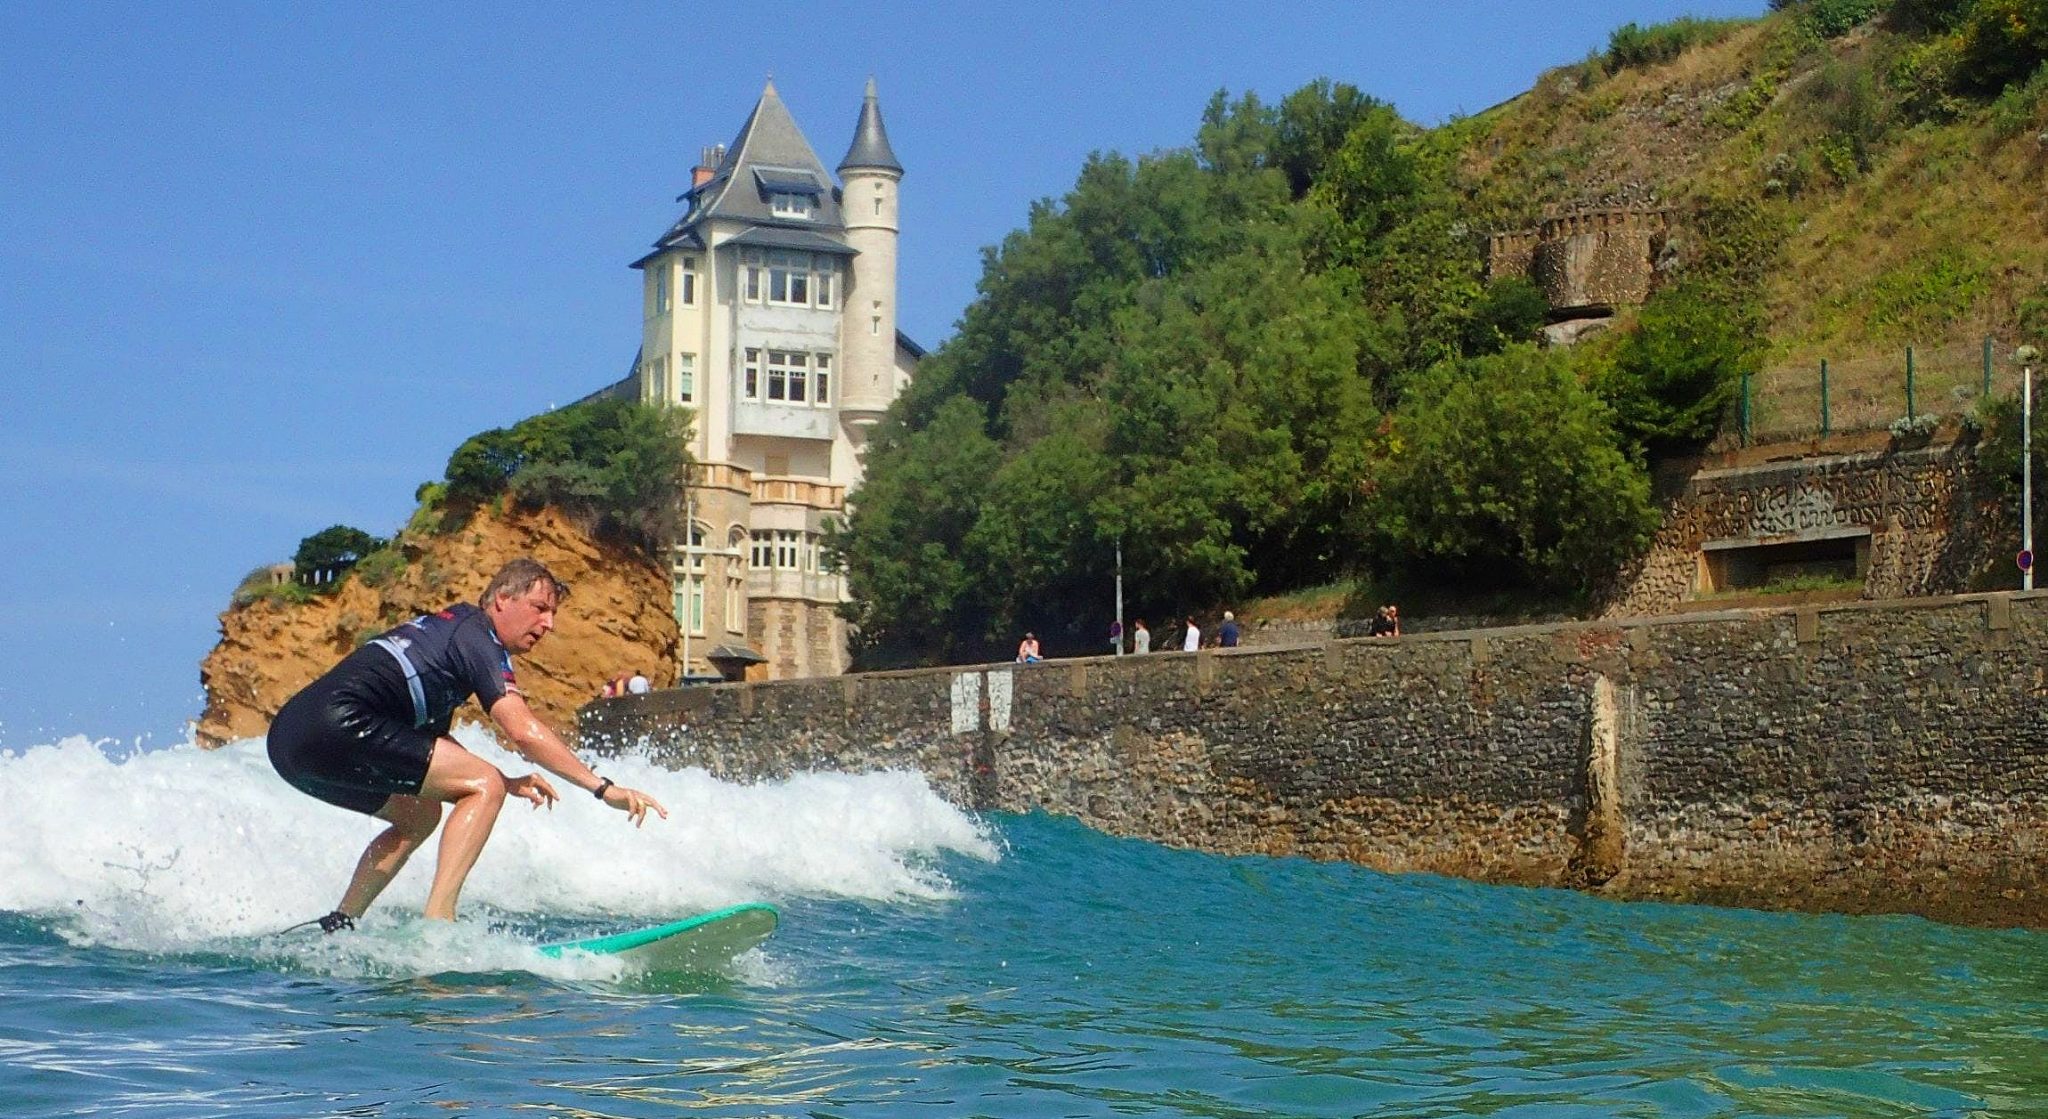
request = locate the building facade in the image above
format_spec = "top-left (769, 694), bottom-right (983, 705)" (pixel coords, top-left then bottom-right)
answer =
top-left (616, 79), bottom-right (919, 680)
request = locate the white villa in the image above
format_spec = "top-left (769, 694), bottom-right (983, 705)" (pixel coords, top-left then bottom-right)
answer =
top-left (589, 79), bottom-right (919, 681)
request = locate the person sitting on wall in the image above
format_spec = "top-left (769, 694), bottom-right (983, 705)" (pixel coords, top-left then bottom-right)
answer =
top-left (627, 670), bottom-right (650, 695)
top-left (1017, 632), bottom-right (1042, 663)
top-left (1368, 605), bottom-right (1400, 637)
top-left (266, 557), bottom-right (668, 931)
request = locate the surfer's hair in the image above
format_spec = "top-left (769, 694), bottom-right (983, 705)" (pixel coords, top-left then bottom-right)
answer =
top-left (480, 557), bottom-right (570, 609)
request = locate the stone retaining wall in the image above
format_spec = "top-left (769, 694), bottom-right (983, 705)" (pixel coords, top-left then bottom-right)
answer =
top-left (579, 592), bottom-right (2048, 927)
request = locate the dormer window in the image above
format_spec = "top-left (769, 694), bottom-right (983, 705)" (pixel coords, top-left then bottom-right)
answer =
top-left (755, 168), bottom-right (823, 220)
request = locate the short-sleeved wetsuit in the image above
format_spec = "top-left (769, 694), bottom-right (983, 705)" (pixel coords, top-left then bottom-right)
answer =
top-left (266, 604), bottom-right (520, 815)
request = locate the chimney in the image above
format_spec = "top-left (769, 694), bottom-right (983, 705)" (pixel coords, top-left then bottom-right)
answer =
top-left (693, 144), bottom-right (725, 188)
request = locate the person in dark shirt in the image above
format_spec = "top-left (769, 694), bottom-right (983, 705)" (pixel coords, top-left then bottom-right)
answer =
top-left (267, 557), bottom-right (667, 929)
top-left (1218, 610), bottom-right (1241, 648)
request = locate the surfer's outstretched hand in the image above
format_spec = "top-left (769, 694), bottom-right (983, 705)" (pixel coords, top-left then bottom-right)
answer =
top-left (508, 772), bottom-right (558, 810)
top-left (602, 784), bottom-right (668, 827)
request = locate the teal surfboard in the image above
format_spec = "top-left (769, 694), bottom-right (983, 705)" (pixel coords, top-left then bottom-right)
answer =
top-left (537, 902), bottom-right (778, 973)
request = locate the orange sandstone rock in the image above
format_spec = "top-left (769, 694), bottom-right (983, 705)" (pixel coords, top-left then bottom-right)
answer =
top-left (196, 504), bottom-right (677, 746)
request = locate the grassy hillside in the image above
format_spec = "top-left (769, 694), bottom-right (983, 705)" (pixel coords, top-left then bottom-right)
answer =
top-left (1442, 5), bottom-right (2048, 438)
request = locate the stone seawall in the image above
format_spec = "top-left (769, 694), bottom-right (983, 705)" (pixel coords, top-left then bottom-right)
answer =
top-left (578, 592), bottom-right (2048, 927)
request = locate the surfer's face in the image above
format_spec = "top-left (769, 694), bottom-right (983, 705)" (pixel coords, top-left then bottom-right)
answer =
top-left (492, 583), bottom-right (559, 653)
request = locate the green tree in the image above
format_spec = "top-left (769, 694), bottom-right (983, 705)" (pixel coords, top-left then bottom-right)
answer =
top-left (1594, 282), bottom-right (1759, 457)
top-left (1365, 347), bottom-right (1658, 595)
top-left (835, 397), bottom-right (1004, 665)
top-left (294, 525), bottom-right (385, 589)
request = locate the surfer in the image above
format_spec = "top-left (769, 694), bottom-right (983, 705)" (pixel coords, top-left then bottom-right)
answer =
top-left (266, 557), bottom-right (668, 930)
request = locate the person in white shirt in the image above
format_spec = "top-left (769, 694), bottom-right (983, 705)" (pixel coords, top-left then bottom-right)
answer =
top-left (1132, 618), bottom-right (1151, 654)
top-left (1182, 616), bottom-right (1201, 652)
top-left (626, 670), bottom-right (651, 695)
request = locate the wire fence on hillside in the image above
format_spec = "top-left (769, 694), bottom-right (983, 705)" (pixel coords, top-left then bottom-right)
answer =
top-left (1734, 337), bottom-right (2036, 446)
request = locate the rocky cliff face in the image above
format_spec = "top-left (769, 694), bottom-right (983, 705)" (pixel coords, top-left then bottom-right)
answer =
top-left (197, 504), bottom-right (678, 746)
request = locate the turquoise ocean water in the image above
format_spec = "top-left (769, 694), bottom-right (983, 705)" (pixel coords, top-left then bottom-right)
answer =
top-left (2, 729), bottom-right (2045, 1117)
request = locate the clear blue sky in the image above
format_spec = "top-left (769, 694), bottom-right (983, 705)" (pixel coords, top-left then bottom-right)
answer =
top-left (0, 1), bottom-right (1763, 747)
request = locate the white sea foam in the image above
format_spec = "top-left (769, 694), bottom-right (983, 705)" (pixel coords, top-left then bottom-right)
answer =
top-left (0, 726), bottom-right (998, 978)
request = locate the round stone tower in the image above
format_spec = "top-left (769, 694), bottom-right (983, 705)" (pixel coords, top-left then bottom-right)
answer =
top-left (836, 77), bottom-right (903, 426)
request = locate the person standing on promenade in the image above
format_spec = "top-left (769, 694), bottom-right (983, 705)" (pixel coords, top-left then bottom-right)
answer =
top-left (1132, 618), bottom-right (1151, 654)
top-left (1182, 616), bottom-right (1201, 652)
top-left (1217, 610), bottom-right (1240, 648)
top-left (266, 557), bottom-right (668, 930)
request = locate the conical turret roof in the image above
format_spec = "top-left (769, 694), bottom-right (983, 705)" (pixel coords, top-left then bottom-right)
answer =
top-left (838, 77), bottom-right (902, 175)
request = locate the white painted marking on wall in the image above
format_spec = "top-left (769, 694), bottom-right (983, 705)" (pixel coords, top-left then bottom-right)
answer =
top-left (950, 672), bottom-right (982, 734)
top-left (987, 670), bottom-right (1013, 733)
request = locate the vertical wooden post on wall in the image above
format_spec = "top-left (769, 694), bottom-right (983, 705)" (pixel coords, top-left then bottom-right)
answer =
top-left (1740, 371), bottom-right (1751, 446)
top-left (1905, 345), bottom-right (1916, 421)
top-left (1820, 359), bottom-right (1831, 438)
top-left (1984, 336), bottom-right (1995, 398)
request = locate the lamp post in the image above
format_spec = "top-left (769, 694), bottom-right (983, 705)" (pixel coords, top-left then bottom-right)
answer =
top-left (1114, 535), bottom-right (1125, 655)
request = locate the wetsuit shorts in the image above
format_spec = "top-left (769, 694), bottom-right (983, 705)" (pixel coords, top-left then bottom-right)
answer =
top-left (266, 645), bottom-right (439, 816)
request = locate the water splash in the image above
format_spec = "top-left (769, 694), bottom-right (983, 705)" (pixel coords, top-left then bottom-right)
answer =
top-left (0, 725), bottom-right (997, 978)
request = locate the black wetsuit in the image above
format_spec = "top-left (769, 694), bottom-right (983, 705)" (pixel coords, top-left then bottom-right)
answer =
top-left (266, 604), bottom-right (519, 815)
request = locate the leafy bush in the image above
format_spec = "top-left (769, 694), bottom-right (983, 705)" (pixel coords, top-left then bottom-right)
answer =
top-left (1957, 0), bottom-right (2048, 94)
top-left (442, 398), bottom-right (692, 548)
top-left (1886, 0), bottom-right (1977, 33)
top-left (1889, 411), bottom-right (1942, 436)
top-left (353, 547), bottom-right (408, 589)
top-left (231, 564), bottom-right (311, 607)
top-left (1889, 31), bottom-right (1971, 119)
top-left (1460, 276), bottom-right (1551, 356)
top-left (1988, 60), bottom-right (2048, 133)
top-left (1364, 347), bottom-right (1658, 596)
top-left (1595, 283), bottom-right (1761, 456)
top-left (1973, 390), bottom-right (2044, 528)
top-left (2016, 282), bottom-right (2048, 340)
top-left (1606, 17), bottom-right (1752, 73)
top-left (1805, 57), bottom-right (1891, 171)
top-left (1790, 0), bottom-right (1884, 38)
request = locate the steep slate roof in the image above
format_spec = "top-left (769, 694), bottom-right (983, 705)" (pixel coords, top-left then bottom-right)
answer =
top-left (838, 77), bottom-right (902, 174)
top-left (648, 79), bottom-right (845, 258)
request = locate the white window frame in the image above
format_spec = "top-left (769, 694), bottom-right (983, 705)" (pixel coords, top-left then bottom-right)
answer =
top-left (677, 353), bottom-right (695, 403)
top-left (775, 530), bottom-right (801, 570)
top-left (646, 354), bottom-right (668, 403)
top-left (742, 250), bottom-right (764, 303)
top-left (750, 530), bottom-right (773, 569)
top-left (770, 191), bottom-right (815, 218)
top-left (654, 268), bottom-right (671, 314)
top-left (813, 353), bottom-right (831, 407)
top-left (767, 251), bottom-right (812, 307)
top-left (742, 348), bottom-right (761, 401)
top-left (679, 256), bottom-right (697, 306)
top-left (815, 263), bottom-right (834, 309)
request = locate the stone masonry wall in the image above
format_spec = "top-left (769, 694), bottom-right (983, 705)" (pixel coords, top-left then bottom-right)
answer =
top-left (580, 592), bottom-right (2048, 928)
top-left (1486, 208), bottom-right (1674, 314)
top-left (1605, 439), bottom-right (1995, 616)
